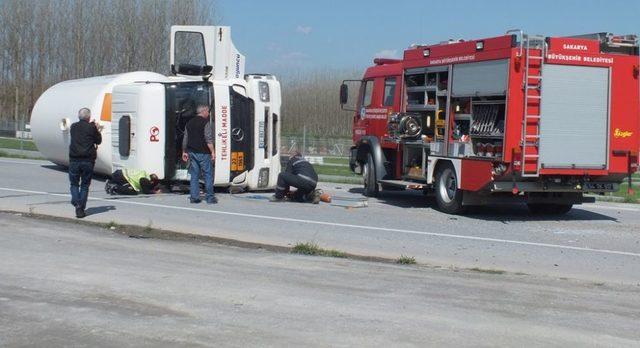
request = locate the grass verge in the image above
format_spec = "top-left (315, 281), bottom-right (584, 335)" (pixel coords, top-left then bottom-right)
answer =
top-left (0, 137), bottom-right (38, 151)
top-left (322, 157), bottom-right (349, 165)
top-left (609, 183), bottom-right (639, 203)
top-left (291, 242), bottom-right (347, 258)
top-left (396, 255), bottom-right (417, 264)
top-left (314, 164), bottom-right (358, 177)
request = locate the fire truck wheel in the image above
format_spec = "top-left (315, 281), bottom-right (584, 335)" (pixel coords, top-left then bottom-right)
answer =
top-left (363, 153), bottom-right (379, 197)
top-left (435, 164), bottom-right (465, 214)
top-left (527, 203), bottom-right (573, 215)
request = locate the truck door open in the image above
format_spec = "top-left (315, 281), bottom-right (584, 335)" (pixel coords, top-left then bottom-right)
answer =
top-left (170, 26), bottom-right (245, 80)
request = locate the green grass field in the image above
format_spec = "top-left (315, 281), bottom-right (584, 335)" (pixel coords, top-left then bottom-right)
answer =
top-left (314, 164), bottom-right (358, 177)
top-left (0, 137), bottom-right (38, 151)
top-left (609, 183), bottom-right (639, 203)
top-left (321, 157), bottom-right (349, 165)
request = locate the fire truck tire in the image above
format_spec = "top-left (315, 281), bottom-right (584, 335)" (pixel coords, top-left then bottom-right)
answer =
top-left (363, 153), bottom-right (379, 197)
top-left (435, 164), bottom-right (465, 214)
top-left (527, 203), bottom-right (573, 215)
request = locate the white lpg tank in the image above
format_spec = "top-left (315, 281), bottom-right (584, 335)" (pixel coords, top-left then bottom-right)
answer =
top-left (31, 71), bottom-right (167, 175)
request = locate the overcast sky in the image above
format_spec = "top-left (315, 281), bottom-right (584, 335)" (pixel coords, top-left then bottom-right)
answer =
top-left (218, 0), bottom-right (640, 76)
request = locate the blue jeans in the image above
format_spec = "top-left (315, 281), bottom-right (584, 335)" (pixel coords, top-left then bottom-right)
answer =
top-left (69, 160), bottom-right (94, 209)
top-left (188, 152), bottom-right (214, 201)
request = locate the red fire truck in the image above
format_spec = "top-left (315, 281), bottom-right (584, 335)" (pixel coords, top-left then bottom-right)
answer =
top-left (340, 31), bottom-right (639, 214)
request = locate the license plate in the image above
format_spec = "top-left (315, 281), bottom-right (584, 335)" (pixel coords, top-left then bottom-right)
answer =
top-left (258, 121), bottom-right (265, 148)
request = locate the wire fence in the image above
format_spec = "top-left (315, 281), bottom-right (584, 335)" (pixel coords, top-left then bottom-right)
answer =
top-left (0, 119), bottom-right (31, 138)
top-left (281, 135), bottom-right (352, 158)
top-left (0, 120), bottom-right (354, 158)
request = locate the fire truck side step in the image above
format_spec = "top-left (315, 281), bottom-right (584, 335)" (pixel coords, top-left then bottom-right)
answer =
top-left (378, 180), bottom-right (424, 190)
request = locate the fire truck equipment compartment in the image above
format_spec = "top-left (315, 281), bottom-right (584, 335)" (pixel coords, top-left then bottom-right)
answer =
top-left (452, 60), bottom-right (509, 97)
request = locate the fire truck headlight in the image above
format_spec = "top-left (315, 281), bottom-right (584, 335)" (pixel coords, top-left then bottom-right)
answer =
top-left (259, 81), bottom-right (270, 102)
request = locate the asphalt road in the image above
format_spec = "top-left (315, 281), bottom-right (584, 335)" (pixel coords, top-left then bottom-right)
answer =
top-left (1, 158), bottom-right (640, 285)
top-left (1, 213), bottom-right (639, 347)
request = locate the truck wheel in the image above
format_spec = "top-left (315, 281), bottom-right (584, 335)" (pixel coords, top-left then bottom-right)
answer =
top-left (435, 164), bottom-right (465, 214)
top-left (362, 153), bottom-right (379, 197)
top-left (527, 203), bottom-right (573, 215)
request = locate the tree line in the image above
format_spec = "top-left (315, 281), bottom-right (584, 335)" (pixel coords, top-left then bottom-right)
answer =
top-left (0, 0), bottom-right (360, 137)
top-left (280, 68), bottom-right (361, 138)
top-left (0, 0), bottom-right (216, 127)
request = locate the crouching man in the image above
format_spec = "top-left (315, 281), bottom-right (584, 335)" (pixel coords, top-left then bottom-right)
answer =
top-left (271, 151), bottom-right (321, 204)
top-left (105, 169), bottom-right (160, 195)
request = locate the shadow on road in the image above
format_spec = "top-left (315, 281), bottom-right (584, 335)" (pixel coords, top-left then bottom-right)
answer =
top-left (349, 187), bottom-right (617, 222)
top-left (85, 205), bottom-right (116, 216)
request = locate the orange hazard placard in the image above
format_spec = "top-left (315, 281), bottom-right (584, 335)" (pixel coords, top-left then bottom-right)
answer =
top-left (231, 152), bottom-right (245, 171)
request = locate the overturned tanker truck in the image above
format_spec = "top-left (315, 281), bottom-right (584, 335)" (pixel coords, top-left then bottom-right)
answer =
top-left (341, 30), bottom-right (640, 214)
top-left (31, 26), bottom-right (281, 191)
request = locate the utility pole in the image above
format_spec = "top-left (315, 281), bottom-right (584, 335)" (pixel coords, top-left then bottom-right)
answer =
top-left (302, 125), bottom-right (306, 157)
top-left (14, 87), bottom-right (19, 135)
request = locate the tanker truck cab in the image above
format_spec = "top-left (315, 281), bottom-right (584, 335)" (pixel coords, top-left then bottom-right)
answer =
top-left (110, 25), bottom-right (280, 190)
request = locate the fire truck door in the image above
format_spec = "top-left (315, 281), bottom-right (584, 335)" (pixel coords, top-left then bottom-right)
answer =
top-left (352, 80), bottom-right (373, 139)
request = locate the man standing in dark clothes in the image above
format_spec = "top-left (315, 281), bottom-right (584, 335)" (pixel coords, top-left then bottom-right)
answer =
top-left (182, 104), bottom-right (216, 204)
top-left (68, 107), bottom-right (102, 218)
top-left (271, 151), bottom-right (321, 203)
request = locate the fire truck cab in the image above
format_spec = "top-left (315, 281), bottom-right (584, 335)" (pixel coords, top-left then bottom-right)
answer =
top-left (340, 31), bottom-right (639, 214)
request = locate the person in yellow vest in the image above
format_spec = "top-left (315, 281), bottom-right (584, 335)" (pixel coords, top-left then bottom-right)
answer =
top-left (105, 169), bottom-right (160, 195)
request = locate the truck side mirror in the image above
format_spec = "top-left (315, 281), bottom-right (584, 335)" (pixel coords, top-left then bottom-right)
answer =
top-left (340, 79), bottom-right (361, 111)
top-left (339, 84), bottom-right (349, 105)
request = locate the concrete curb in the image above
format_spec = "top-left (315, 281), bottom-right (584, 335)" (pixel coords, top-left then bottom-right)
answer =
top-left (2, 209), bottom-right (404, 266)
top-left (0, 148), bottom-right (43, 159)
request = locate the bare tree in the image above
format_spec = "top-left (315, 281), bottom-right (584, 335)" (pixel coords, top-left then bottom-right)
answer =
top-left (280, 68), bottom-right (361, 137)
top-left (0, 0), bottom-right (218, 126)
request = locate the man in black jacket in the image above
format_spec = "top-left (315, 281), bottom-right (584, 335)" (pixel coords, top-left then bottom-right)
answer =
top-left (271, 151), bottom-right (321, 203)
top-left (182, 104), bottom-right (216, 204)
top-left (69, 108), bottom-right (102, 218)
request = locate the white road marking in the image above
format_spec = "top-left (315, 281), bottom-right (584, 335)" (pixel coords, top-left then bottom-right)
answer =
top-left (1, 186), bottom-right (639, 258)
top-left (586, 204), bottom-right (640, 212)
top-left (0, 159), bottom-right (46, 165)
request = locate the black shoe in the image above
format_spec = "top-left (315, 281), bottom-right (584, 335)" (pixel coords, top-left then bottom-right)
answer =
top-left (75, 207), bottom-right (86, 218)
top-left (190, 198), bottom-right (202, 204)
top-left (206, 197), bottom-right (218, 204)
top-left (269, 195), bottom-right (285, 202)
